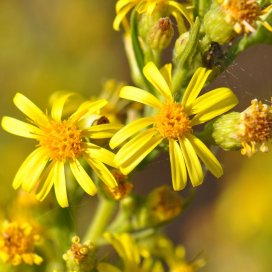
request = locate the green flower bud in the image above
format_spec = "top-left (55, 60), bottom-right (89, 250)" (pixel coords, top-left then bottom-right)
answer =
top-left (173, 31), bottom-right (190, 63)
top-left (147, 17), bottom-right (174, 50)
top-left (203, 1), bottom-right (234, 44)
top-left (212, 112), bottom-right (242, 150)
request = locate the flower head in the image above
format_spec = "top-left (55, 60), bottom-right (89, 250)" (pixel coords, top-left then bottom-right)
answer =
top-left (0, 221), bottom-right (42, 266)
top-left (2, 93), bottom-right (121, 207)
top-left (220, 0), bottom-right (272, 33)
top-left (110, 62), bottom-right (238, 190)
top-left (113, 0), bottom-right (192, 32)
top-left (238, 98), bottom-right (272, 156)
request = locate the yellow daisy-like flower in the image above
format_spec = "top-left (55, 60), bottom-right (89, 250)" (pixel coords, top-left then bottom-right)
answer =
top-left (113, 0), bottom-right (192, 31)
top-left (110, 62), bottom-right (238, 190)
top-left (0, 221), bottom-right (42, 266)
top-left (1, 93), bottom-right (120, 207)
top-left (220, 0), bottom-right (272, 33)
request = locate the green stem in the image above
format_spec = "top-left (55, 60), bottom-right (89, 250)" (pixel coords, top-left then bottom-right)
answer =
top-left (83, 197), bottom-right (116, 243)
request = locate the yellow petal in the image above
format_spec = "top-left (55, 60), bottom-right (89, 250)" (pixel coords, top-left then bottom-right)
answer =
top-left (70, 160), bottom-right (97, 195)
top-left (113, 2), bottom-right (135, 31)
top-left (1, 116), bottom-right (42, 139)
top-left (110, 117), bottom-right (155, 149)
top-left (84, 143), bottom-right (117, 168)
top-left (54, 161), bottom-right (68, 208)
top-left (115, 128), bottom-right (158, 165)
top-left (86, 156), bottom-right (117, 188)
top-left (187, 134), bottom-right (223, 178)
top-left (143, 62), bottom-right (172, 100)
top-left (120, 86), bottom-right (162, 109)
top-left (69, 99), bottom-right (107, 122)
top-left (169, 139), bottom-right (187, 190)
top-left (13, 93), bottom-right (49, 127)
top-left (86, 124), bottom-right (123, 139)
top-left (181, 68), bottom-right (211, 108)
top-left (36, 163), bottom-right (55, 201)
top-left (160, 63), bottom-right (172, 89)
top-left (179, 137), bottom-right (203, 187)
top-left (13, 147), bottom-right (48, 190)
top-left (51, 92), bottom-right (76, 122)
top-left (191, 87), bottom-right (238, 125)
top-left (119, 133), bottom-right (163, 174)
top-left (168, 0), bottom-right (193, 26)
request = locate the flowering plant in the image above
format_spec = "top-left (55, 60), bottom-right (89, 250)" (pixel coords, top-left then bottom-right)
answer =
top-left (0, 0), bottom-right (271, 271)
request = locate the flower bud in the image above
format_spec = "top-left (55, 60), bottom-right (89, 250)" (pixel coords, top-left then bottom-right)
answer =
top-left (203, 2), bottom-right (234, 44)
top-left (173, 31), bottom-right (190, 63)
top-left (147, 17), bottom-right (174, 50)
top-left (212, 112), bottom-right (242, 151)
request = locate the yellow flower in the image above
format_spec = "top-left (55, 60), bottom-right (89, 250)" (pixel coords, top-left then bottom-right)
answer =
top-left (113, 0), bottom-right (192, 31)
top-left (2, 93), bottom-right (121, 207)
top-left (220, 0), bottom-right (272, 33)
top-left (0, 221), bottom-right (42, 266)
top-left (110, 62), bottom-right (238, 190)
top-left (238, 98), bottom-right (272, 156)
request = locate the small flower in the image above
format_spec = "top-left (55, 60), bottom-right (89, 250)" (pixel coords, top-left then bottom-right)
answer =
top-left (0, 221), bottom-right (42, 266)
top-left (2, 93), bottom-right (121, 207)
top-left (220, 0), bottom-right (272, 34)
top-left (63, 236), bottom-right (96, 272)
top-left (238, 98), bottom-right (272, 156)
top-left (110, 62), bottom-right (238, 190)
top-left (113, 0), bottom-right (192, 32)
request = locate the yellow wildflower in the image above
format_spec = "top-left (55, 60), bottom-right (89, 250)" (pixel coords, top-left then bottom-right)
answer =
top-left (0, 221), bottom-right (42, 266)
top-left (110, 62), bottom-right (238, 190)
top-left (2, 93), bottom-right (121, 207)
top-left (113, 0), bottom-right (192, 31)
top-left (238, 98), bottom-right (272, 156)
top-left (220, 0), bottom-right (272, 33)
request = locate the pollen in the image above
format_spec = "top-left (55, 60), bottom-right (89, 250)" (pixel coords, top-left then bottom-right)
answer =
top-left (39, 120), bottom-right (84, 161)
top-left (238, 99), bottom-right (272, 156)
top-left (155, 103), bottom-right (191, 140)
top-left (0, 221), bottom-right (42, 266)
top-left (221, 0), bottom-right (261, 33)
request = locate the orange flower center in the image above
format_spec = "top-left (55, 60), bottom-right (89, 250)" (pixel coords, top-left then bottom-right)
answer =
top-left (221, 0), bottom-right (261, 32)
top-left (39, 120), bottom-right (84, 161)
top-left (155, 103), bottom-right (191, 139)
top-left (238, 99), bottom-right (272, 155)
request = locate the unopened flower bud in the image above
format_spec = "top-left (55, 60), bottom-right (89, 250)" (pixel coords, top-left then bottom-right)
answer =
top-left (212, 112), bottom-right (241, 151)
top-left (173, 31), bottom-right (190, 63)
top-left (203, 1), bottom-right (234, 44)
top-left (147, 17), bottom-right (174, 50)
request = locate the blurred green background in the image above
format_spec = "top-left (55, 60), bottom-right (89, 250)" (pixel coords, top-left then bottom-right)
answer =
top-left (0, 1), bottom-right (272, 271)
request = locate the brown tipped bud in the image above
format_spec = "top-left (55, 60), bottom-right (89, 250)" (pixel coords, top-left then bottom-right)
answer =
top-left (147, 17), bottom-right (174, 50)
